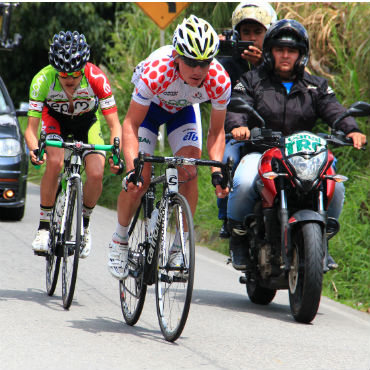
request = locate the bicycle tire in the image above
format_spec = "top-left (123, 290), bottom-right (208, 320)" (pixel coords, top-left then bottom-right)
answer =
top-left (45, 185), bottom-right (63, 296)
top-left (155, 193), bottom-right (195, 342)
top-left (120, 199), bottom-right (147, 326)
top-left (61, 177), bottom-right (82, 309)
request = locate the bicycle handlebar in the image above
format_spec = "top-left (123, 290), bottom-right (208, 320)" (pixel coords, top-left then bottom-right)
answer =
top-left (34, 131), bottom-right (124, 170)
top-left (133, 151), bottom-right (234, 191)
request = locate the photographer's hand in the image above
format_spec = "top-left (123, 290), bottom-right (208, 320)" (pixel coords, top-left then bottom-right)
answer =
top-left (241, 45), bottom-right (263, 66)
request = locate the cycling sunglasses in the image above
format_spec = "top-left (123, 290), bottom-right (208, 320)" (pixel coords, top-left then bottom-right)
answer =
top-left (57, 70), bottom-right (83, 78)
top-left (181, 56), bottom-right (213, 68)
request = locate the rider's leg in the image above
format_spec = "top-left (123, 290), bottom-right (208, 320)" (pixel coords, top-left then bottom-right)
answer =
top-left (32, 146), bottom-right (64, 253)
top-left (227, 152), bottom-right (261, 270)
top-left (218, 139), bottom-right (244, 238)
top-left (79, 152), bottom-right (105, 258)
top-left (325, 179), bottom-right (345, 270)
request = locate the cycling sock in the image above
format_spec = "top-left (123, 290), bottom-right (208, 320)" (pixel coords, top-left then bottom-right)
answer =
top-left (82, 204), bottom-right (94, 228)
top-left (113, 223), bottom-right (129, 244)
top-left (39, 205), bottom-right (53, 230)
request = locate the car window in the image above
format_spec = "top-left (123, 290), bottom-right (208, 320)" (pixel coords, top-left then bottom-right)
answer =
top-left (0, 86), bottom-right (10, 113)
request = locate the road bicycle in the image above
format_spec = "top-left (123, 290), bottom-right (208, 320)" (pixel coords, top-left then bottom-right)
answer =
top-left (35, 131), bottom-right (123, 309)
top-left (119, 151), bottom-right (233, 341)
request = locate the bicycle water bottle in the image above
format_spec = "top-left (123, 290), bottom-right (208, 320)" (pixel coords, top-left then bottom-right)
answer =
top-left (149, 207), bottom-right (159, 234)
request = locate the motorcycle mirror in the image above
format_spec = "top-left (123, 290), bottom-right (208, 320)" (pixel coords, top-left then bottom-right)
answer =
top-left (228, 96), bottom-right (266, 127)
top-left (347, 101), bottom-right (370, 117)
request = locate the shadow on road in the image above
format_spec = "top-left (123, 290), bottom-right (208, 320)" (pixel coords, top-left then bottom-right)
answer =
top-left (66, 316), bottom-right (178, 345)
top-left (0, 287), bottom-right (82, 311)
top-left (191, 288), bottom-right (302, 324)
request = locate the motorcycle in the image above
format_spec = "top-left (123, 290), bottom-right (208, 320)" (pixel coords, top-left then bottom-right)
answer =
top-left (227, 97), bottom-right (369, 323)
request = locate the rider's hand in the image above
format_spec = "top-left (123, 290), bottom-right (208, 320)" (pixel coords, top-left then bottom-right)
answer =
top-left (108, 157), bottom-right (124, 175)
top-left (231, 126), bottom-right (250, 141)
top-left (240, 45), bottom-right (263, 66)
top-left (211, 171), bottom-right (229, 198)
top-left (30, 149), bottom-right (45, 166)
top-left (122, 170), bottom-right (143, 192)
top-left (346, 132), bottom-right (367, 149)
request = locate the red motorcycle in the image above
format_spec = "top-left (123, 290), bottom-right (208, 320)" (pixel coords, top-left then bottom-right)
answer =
top-left (228, 98), bottom-right (369, 323)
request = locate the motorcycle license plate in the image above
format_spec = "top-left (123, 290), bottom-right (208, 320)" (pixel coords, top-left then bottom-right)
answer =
top-left (285, 132), bottom-right (327, 156)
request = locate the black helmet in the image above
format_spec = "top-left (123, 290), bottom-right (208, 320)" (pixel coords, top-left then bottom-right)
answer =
top-left (262, 19), bottom-right (309, 76)
top-left (48, 31), bottom-right (90, 72)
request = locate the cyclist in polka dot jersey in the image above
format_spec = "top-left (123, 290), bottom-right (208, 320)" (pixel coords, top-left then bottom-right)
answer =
top-left (108, 15), bottom-right (232, 280)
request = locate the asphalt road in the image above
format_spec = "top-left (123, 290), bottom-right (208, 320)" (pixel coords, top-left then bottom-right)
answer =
top-left (1, 183), bottom-right (369, 370)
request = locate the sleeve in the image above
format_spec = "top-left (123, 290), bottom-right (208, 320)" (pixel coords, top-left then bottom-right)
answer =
top-left (28, 70), bottom-right (49, 118)
top-left (209, 61), bottom-right (232, 111)
top-left (131, 78), bottom-right (155, 107)
top-left (227, 73), bottom-right (256, 131)
top-left (85, 63), bottom-right (117, 115)
top-left (316, 79), bottom-right (361, 134)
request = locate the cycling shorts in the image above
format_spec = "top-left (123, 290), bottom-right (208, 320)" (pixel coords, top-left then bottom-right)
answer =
top-left (41, 107), bottom-right (106, 158)
top-left (138, 102), bottom-right (202, 155)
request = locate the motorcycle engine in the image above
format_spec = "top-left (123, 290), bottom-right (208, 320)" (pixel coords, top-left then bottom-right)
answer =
top-left (258, 243), bottom-right (272, 279)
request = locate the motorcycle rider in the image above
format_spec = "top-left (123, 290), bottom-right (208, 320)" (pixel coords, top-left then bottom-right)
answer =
top-left (227, 19), bottom-right (367, 270)
top-left (217, 1), bottom-right (277, 238)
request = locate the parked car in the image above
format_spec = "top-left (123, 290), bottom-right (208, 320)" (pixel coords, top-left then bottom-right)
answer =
top-left (0, 75), bottom-right (29, 220)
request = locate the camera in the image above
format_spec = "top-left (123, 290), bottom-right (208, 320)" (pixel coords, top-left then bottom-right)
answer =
top-left (218, 30), bottom-right (253, 58)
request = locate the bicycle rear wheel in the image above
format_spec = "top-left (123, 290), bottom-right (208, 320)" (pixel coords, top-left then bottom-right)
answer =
top-left (45, 185), bottom-right (63, 296)
top-left (62, 178), bottom-right (82, 309)
top-left (120, 200), bottom-right (147, 326)
top-left (155, 193), bottom-right (195, 342)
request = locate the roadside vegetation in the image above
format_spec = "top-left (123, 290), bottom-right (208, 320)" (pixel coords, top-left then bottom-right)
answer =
top-left (13, 2), bottom-right (369, 312)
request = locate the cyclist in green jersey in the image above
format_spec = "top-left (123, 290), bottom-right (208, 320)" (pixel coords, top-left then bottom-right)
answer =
top-left (25, 31), bottom-right (122, 258)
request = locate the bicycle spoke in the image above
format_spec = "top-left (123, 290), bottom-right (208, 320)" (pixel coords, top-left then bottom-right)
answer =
top-left (120, 201), bottom-right (147, 326)
top-left (61, 179), bottom-right (82, 309)
top-left (155, 193), bottom-right (195, 342)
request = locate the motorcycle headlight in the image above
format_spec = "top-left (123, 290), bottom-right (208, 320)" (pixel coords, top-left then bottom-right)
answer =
top-left (0, 138), bottom-right (22, 156)
top-left (288, 151), bottom-right (326, 181)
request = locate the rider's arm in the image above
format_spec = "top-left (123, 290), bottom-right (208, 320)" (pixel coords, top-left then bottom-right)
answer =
top-left (25, 116), bottom-right (43, 163)
top-left (122, 100), bottom-right (150, 172)
top-left (104, 112), bottom-right (122, 147)
top-left (207, 108), bottom-right (229, 198)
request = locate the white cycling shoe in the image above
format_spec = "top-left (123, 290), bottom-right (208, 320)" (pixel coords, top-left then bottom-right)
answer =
top-left (108, 239), bottom-right (129, 280)
top-left (32, 229), bottom-right (50, 253)
top-left (80, 227), bottom-right (91, 259)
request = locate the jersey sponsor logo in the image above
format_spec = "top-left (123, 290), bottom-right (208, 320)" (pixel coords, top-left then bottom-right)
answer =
top-left (234, 82), bottom-right (246, 93)
top-left (139, 136), bottom-right (151, 145)
top-left (49, 100), bottom-right (91, 114)
top-left (136, 92), bottom-right (149, 100)
top-left (29, 101), bottom-right (43, 111)
top-left (161, 98), bottom-right (190, 107)
top-left (183, 131), bottom-right (198, 142)
top-left (163, 91), bottom-right (178, 97)
top-left (49, 93), bottom-right (65, 99)
top-left (89, 66), bottom-right (111, 94)
top-left (193, 92), bottom-right (203, 99)
top-left (100, 96), bottom-right (116, 109)
top-left (31, 74), bottom-right (47, 99)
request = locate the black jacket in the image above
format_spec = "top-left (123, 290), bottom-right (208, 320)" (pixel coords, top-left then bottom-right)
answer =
top-left (229, 66), bottom-right (361, 135)
top-left (218, 56), bottom-right (254, 134)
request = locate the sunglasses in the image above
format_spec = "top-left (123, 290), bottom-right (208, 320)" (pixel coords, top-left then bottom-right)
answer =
top-left (57, 70), bottom-right (83, 78)
top-left (181, 56), bottom-right (213, 68)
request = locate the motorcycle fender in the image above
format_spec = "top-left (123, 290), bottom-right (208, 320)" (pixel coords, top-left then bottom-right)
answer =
top-left (288, 210), bottom-right (325, 227)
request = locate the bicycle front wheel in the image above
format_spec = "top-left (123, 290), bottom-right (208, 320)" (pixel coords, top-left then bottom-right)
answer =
top-left (155, 193), bottom-right (195, 342)
top-left (62, 177), bottom-right (82, 309)
top-left (46, 185), bottom-right (63, 296)
top-left (120, 200), bottom-right (147, 326)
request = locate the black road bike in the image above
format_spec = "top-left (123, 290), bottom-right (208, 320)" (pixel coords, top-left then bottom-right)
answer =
top-left (119, 151), bottom-right (233, 342)
top-left (35, 132), bottom-right (122, 309)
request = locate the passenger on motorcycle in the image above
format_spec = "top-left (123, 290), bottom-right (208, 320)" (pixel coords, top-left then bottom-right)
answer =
top-left (25, 31), bottom-right (122, 258)
top-left (227, 19), bottom-right (367, 270)
top-left (217, 1), bottom-right (277, 238)
top-left (108, 15), bottom-right (231, 280)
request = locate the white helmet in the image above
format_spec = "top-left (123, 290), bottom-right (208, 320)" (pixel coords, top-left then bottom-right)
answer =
top-left (173, 15), bottom-right (219, 60)
top-left (232, 1), bottom-right (277, 32)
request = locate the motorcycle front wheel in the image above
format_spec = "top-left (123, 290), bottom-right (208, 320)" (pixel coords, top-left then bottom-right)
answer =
top-left (246, 278), bottom-right (276, 305)
top-left (289, 222), bottom-right (324, 323)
